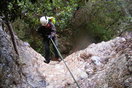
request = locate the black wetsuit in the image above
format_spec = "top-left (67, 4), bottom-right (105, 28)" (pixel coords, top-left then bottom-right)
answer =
top-left (37, 22), bottom-right (59, 63)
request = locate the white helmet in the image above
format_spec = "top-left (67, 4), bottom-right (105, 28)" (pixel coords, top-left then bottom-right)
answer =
top-left (40, 16), bottom-right (48, 26)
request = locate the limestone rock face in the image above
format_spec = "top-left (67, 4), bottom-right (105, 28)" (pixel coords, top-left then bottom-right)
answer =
top-left (16, 33), bottom-right (131, 88)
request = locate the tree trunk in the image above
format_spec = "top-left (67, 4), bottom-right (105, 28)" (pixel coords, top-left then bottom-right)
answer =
top-left (6, 21), bottom-right (19, 55)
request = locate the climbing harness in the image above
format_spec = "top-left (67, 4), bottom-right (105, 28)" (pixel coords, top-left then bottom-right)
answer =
top-left (50, 38), bottom-right (80, 88)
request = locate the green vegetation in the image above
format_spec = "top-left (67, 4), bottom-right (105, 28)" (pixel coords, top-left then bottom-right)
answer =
top-left (0, 0), bottom-right (131, 54)
top-left (72, 0), bottom-right (126, 42)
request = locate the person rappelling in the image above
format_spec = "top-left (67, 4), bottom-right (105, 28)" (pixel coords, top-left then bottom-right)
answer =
top-left (37, 16), bottom-right (59, 63)
top-left (37, 16), bottom-right (80, 88)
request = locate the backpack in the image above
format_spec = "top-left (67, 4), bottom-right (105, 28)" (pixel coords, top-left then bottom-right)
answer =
top-left (47, 17), bottom-right (56, 24)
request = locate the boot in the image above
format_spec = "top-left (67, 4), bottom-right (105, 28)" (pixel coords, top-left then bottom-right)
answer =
top-left (52, 57), bottom-right (61, 62)
top-left (44, 60), bottom-right (50, 63)
top-left (44, 58), bottom-right (50, 63)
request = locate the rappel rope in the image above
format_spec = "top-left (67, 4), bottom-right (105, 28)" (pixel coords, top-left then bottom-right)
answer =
top-left (50, 38), bottom-right (80, 88)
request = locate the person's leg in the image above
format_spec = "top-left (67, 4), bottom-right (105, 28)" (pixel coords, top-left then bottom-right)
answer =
top-left (44, 38), bottom-right (50, 63)
top-left (52, 37), bottom-right (59, 59)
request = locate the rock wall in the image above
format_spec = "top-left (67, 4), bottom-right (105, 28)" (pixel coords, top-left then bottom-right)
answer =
top-left (0, 23), bottom-right (21, 88)
top-left (17, 32), bottom-right (131, 88)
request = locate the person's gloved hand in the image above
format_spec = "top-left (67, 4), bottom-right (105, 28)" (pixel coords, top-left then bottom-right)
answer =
top-left (48, 35), bottom-right (52, 38)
